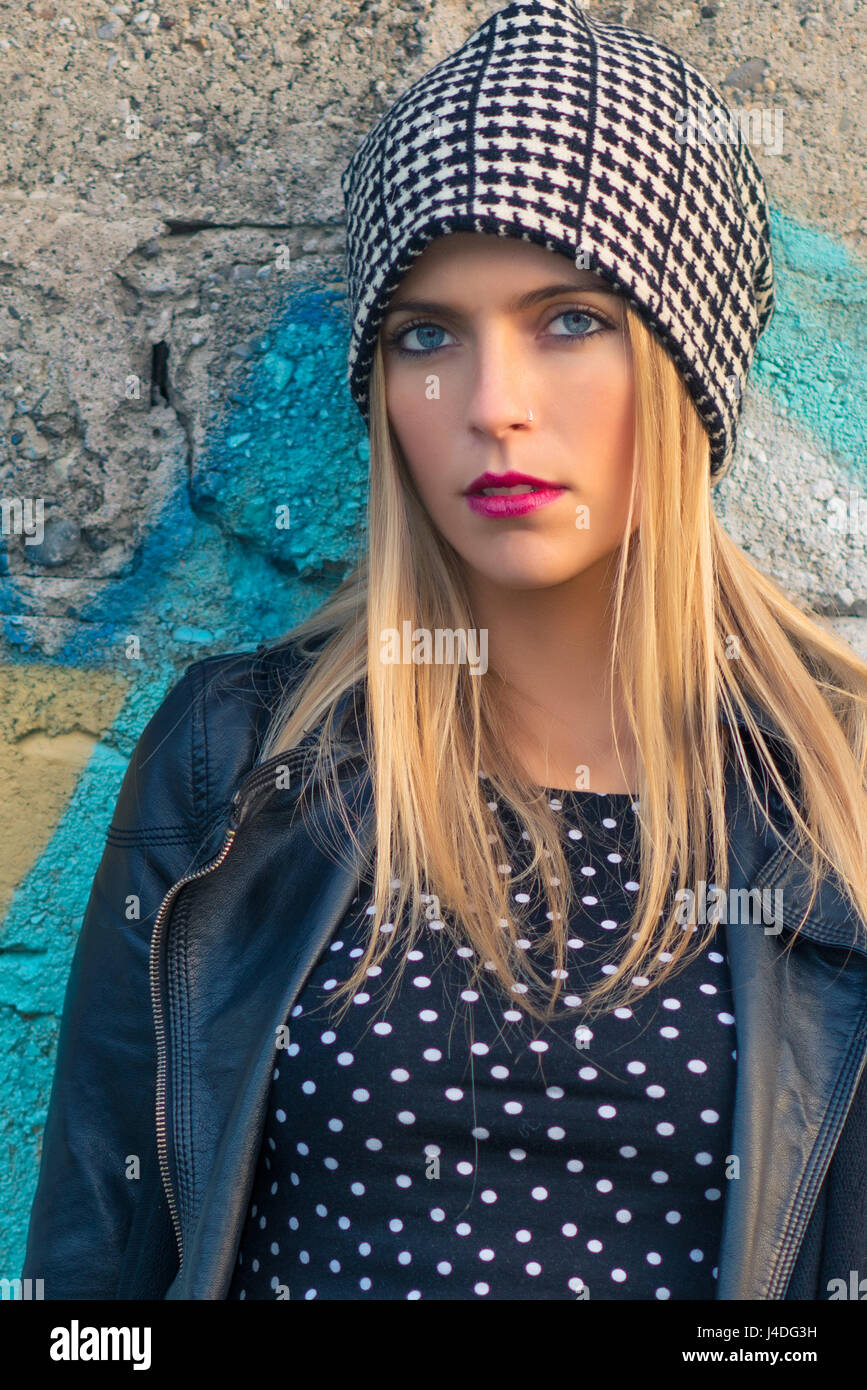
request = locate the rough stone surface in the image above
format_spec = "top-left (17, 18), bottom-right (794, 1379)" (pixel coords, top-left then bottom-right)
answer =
top-left (1, 0), bottom-right (866, 1280)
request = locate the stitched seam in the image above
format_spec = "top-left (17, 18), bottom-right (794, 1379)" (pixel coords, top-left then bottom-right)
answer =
top-left (189, 660), bottom-right (207, 846)
top-left (107, 827), bottom-right (203, 846)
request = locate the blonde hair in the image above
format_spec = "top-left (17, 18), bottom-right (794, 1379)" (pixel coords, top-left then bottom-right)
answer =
top-left (256, 306), bottom-right (867, 1028)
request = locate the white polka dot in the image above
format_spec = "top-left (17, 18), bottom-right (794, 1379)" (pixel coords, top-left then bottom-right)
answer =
top-left (646, 1085), bottom-right (665, 1098)
top-left (515, 1229), bottom-right (532, 1243)
top-left (456, 1222), bottom-right (471, 1236)
top-left (596, 1178), bottom-right (613, 1193)
top-left (700, 1109), bottom-right (720, 1123)
top-left (587, 1239), bottom-right (603, 1253)
top-left (412, 976), bottom-right (431, 989)
top-left (646, 1251), bottom-right (661, 1265)
top-left (504, 1100), bottom-right (523, 1114)
top-left (437, 1261), bottom-right (451, 1275)
top-left (390, 1068), bottom-right (410, 1082)
top-left (373, 1022), bottom-right (392, 1035)
top-left (445, 1087), bottom-right (464, 1102)
top-left (665, 1211), bottom-right (682, 1224)
top-left (301, 1081), bottom-right (316, 1094)
top-left (547, 1126), bottom-right (566, 1140)
top-left (430, 1208), bottom-right (446, 1222)
top-left (397, 1111), bottom-right (416, 1125)
top-left (656, 1287), bottom-right (670, 1299)
top-left (626, 1061), bottom-right (646, 1074)
top-left (656, 1122), bottom-right (675, 1136)
top-left (688, 1059), bottom-right (708, 1074)
top-left (651, 1171), bottom-right (669, 1184)
top-left (615, 1209), bottom-right (632, 1223)
top-left (531, 1186), bottom-right (548, 1201)
top-left (690, 1249), bottom-right (704, 1261)
top-left (525, 1262), bottom-right (542, 1276)
top-left (481, 1189), bottom-right (498, 1204)
top-left (562, 1223), bottom-right (578, 1237)
top-left (662, 998), bottom-right (681, 1010)
top-left (611, 1268), bottom-right (627, 1282)
top-left (352, 1088), bottom-right (369, 1103)
top-left (474, 1282), bottom-right (490, 1295)
top-left (598, 1104), bottom-right (617, 1119)
top-left (423, 1049), bottom-right (442, 1062)
top-left (336, 1052), bottom-right (354, 1066)
top-left (419, 1009), bottom-right (438, 1021)
top-left (619, 1145), bottom-right (637, 1158)
top-left (695, 1151), bottom-right (713, 1165)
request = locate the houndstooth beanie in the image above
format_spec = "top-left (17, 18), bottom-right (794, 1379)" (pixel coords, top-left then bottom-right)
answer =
top-left (340, 0), bottom-right (776, 481)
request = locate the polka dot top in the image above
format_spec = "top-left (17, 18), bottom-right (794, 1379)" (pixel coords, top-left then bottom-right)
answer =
top-left (226, 785), bottom-right (737, 1301)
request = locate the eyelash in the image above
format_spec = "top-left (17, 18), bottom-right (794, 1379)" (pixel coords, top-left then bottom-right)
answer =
top-left (384, 307), bottom-right (613, 358)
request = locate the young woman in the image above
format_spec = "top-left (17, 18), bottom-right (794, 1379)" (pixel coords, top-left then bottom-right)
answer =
top-left (22, 0), bottom-right (867, 1302)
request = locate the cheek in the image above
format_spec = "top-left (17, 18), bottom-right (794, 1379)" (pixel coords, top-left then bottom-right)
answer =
top-left (386, 375), bottom-right (454, 497)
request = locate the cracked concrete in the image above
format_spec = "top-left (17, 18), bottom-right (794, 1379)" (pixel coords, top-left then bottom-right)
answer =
top-left (0, 2), bottom-right (865, 640)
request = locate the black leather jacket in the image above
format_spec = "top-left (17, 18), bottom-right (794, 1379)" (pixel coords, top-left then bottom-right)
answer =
top-left (21, 642), bottom-right (867, 1300)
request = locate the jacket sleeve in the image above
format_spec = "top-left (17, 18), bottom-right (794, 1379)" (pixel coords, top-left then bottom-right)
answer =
top-left (19, 660), bottom-right (216, 1299)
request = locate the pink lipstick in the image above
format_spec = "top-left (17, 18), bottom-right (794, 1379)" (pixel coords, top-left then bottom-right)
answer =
top-left (463, 469), bottom-right (566, 518)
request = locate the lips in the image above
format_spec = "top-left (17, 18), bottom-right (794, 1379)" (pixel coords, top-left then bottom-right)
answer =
top-left (465, 469), bottom-right (560, 496)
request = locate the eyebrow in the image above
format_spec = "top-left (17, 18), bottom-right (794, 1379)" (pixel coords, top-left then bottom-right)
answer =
top-left (382, 278), bottom-right (618, 320)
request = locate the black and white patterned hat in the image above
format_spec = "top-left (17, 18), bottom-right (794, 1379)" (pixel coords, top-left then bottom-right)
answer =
top-left (340, 0), bottom-right (776, 480)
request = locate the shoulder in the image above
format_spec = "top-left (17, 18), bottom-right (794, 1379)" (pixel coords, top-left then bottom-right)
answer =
top-left (110, 634), bottom-right (326, 847)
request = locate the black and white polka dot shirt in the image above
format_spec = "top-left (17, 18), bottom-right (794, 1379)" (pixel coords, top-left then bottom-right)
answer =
top-left (227, 787), bottom-right (737, 1300)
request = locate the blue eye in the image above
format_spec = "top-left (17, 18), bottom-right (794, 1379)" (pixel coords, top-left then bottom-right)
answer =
top-left (387, 322), bottom-right (455, 356)
top-left (549, 309), bottom-right (601, 338)
top-left (385, 307), bottom-right (609, 358)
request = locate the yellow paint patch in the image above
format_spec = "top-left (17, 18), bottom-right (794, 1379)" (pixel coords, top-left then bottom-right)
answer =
top-left (0, 665), bottom-right (130, 922)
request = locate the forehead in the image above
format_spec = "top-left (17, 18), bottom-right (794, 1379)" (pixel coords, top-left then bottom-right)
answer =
top-left (385, 232), bottom-right (619, 306)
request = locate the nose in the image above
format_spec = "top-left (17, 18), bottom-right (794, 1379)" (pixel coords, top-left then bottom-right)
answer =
top-left (465, 326), bottom-right (535, 439)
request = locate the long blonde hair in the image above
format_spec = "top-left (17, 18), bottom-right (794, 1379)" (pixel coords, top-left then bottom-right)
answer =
top-left (255, 307), bottom-right (867, 1027)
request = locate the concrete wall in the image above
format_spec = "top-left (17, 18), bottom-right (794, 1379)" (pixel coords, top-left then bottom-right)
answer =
top-left (1, 0), bottom-right (865, 1282)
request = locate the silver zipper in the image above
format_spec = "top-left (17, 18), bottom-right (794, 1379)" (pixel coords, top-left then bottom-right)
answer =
top-left (149, 750), bottom-right (303, 1267)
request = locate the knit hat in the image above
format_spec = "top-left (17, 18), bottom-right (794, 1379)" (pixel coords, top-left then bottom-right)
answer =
top-left (340, 0), bottom-right (775, 480)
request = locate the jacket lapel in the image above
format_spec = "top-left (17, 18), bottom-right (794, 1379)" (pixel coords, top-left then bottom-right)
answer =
top-left (715, 748), bottom-right (867, 1298)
